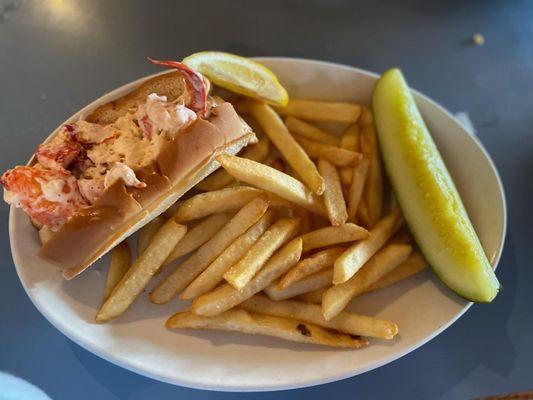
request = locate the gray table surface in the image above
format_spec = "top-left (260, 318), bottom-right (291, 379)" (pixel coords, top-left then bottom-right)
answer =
top-left (1, 1), bottom-right (532, 399)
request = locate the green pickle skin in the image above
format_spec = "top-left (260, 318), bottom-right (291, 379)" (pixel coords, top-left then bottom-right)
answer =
top-left (373, 68), bottom-right (499, 302)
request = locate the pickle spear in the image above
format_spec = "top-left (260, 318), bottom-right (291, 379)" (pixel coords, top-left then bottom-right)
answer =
top-left (373, 69), bottom-right (499, 302)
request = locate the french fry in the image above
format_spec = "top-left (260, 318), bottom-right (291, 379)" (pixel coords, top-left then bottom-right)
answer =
top-left (339, 168), bottom-right (353, 187)
top-left (340, 123), bottom-right (360, 152)
top-left (224, 218), bottom-right (300, 290)
top-left (181, 211), bottom-right (274, 300)
top-left (347, 157), bottom-right (370, 222)
top-left (360, 105), bottom-right (373, 125)
top-left (275, 99), bottom-right (361, 123)
top-left (167, 309), bottom-right (367, 348)
top-left (361, 252), bottom-right (427, 294)
top-left (217, 153), bottom-right (326, 216)
top-left (136, 215), bottom-right (165, 256)
top-left (192, 238), bottom-right (302, 316)
top-left (356, 199), bottom-right (370, 227)
top-left (196, 138), bottom-right (270, 191)
top-left (165, 213), bottom-right (232, 266)
top-left (363, 134), bottom-right (384, 226)
top-left (294, 136), bottom-right (362, 167)
top-left (150, 196), bottom-right (269, 304)
top-left (339, 123), bottom-right (361, 186)
top-left (318, 158), bottom-right (348, 226)
top-left (333, 210), bottom-right (401, 284)
top-left (296, 287), bottom-right (328, 304)
top-left (284, 116), bottom-right (339, 146)
top-left (278, 247), bottom-right (345, 289)
top-left (241, 294), bottom-right (398, 339)
top-left (360, 108), bottom-right (383, 227)
top-left (96, 219), bottom-right (187, 322)
top-left (173, 186), bottom-right (263, 222)
top-left (103, 242), bottom-right (131, 301)
top-left (248, 102), bottom-right (325, 195)
top-left (301, 223), bottom-right (368, 253)
top-left (299, 253), bottom-right (427, 302)
top-left (323, 243), bottom-right (412, 320)
top-left (265, 268), bottom-right (333, 301)
top-left (339, 167), bottom-right (353, 190)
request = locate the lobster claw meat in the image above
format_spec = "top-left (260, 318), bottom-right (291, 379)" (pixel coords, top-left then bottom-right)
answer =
top-left (148, 57), bottom-right (208, 117)
top-left (1, 165), bottom-right (87, 230)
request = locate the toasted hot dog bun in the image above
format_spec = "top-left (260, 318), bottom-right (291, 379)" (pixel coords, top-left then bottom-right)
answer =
top-left (36, 72), bottom-right (255, 279)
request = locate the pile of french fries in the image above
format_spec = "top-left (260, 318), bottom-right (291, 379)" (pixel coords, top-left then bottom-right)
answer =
top-left (95, 98), bottom-right (429, 349)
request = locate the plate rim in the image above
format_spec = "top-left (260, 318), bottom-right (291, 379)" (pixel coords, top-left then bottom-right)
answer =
top-left (9, 56), bottom-right (507, 392)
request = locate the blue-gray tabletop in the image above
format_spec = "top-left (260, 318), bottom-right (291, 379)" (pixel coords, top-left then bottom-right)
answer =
top-left (1, 1), bottom-right (532, 399)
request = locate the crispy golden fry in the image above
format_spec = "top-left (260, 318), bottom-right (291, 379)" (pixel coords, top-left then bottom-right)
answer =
top-left (296, 287), bottom-right (328, 304)
top-left (241, 294), bottom-right (397, 339)
top-left (167, 308), bottom-right (367, 348)
top-left (217, 153), bottom-right (326, 215)
top-left (340, 123), bottom-right (360, 152)
top-left (150, 196), bottom-right (269, 304)
top-left (136, 216), bottom-right (165, 256)
top-left (323, 243), bottom-right (412, 320)
top-left (275, 99), bottom-right (361, 123)
top-left (96, 219), bottom-right (187, 322)
top-left (294, 136), bottom-right (362, 167)
top-left (339, 123), bottom-right (361, 186)
top-left (278, 247), bottom-right (345, 289)
top-left (224, 218), bottom-right (300, 290)
top-left (197, 138), bottom-right (270, 191)
top-left (173, 186), bottom-right (263, 222)
top-left (339, 168), bottom-right (353, 187)
top-left (265, 268), bottom-right (333, 301)
top-left (360, 106), bottom-right (373, 126)
top-left (192, 238), bottom-right (302, 316)
top-left (356, 199), bottom-right (370, 227)
top-left (103, 242), bottom-right (132, 301)
top-left (301, 223), bottom-right (369, 253)
top-left (347, 157), bottom-right (370, 222)
top-left (284, 116), bottom-right (339, 146)
top-left (165, 213), bottom-right (232, 266)
top-left (362, 252), bottom-right (427, 294)
top-left (300, 253), bottom-right (427, 302)
top-left (360, 109), bottom-right (383, 227)
top-left (181, 211), bottom-right (275, 300)
top-left (333, 210), bottom-right (401, 284)
top-left (318, 158), bottom-right (348, 226)
top-left (248, 102), bottom-right (325, 195)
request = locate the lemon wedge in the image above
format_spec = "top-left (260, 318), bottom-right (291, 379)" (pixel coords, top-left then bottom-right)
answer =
top-left (183, 51), bottom-right (289, 106)
top-left (373, 68), bottom-right (499, 302)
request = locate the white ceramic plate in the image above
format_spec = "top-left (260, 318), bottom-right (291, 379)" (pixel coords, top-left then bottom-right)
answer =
top-left (9, 58), bottom-right (506, 391)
